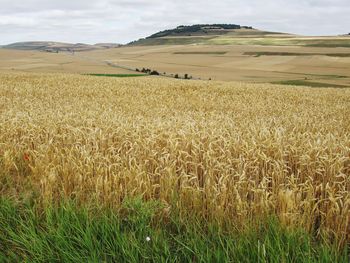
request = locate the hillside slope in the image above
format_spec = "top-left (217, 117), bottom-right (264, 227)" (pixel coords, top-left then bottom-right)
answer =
top-left (2, 41), bottom-right (120, 52)
top-left (128, 24), bottom-right (288, 46)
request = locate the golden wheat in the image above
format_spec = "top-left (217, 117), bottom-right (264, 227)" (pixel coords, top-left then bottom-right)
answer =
top-left (0, 72), bottom-right (349, 246)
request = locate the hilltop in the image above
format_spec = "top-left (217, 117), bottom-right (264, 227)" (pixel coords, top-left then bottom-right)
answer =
top-left (147, 24), bottom-right (253, 38)
top-left (128, 24), bottom-right (287, 45)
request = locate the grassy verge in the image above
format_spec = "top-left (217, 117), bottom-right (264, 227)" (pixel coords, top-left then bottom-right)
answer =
top-left (0, 198), bottom-right (347, 262)
top-left (272, 80), bottom-right (349, 88)
top-left (86, 73), bottom-right (146, 78)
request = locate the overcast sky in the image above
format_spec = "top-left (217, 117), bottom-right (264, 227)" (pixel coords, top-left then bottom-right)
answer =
top-left (0, 0), bottom-right (349, 44)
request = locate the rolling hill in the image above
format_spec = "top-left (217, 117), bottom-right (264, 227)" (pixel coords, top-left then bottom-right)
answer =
top-left (127, 24), bottom-right (350, 48)
top-left (1, 41), bottom-right (121, 52)
top-left (127, 24), bottom-right (288, 46)
top-left (0, 24), bottom-right (349, 87)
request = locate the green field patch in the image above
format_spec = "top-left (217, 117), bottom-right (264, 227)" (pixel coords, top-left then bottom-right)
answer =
top-left (304, 39), bottom-right (350, 48)
top-left (87, 73), bottom-right (146, 78)
top-left (272, 80), bottom-right (349, 88)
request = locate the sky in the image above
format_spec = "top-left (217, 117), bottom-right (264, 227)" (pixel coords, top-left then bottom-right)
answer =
top-left (0, 0), bottom-right (349, 45)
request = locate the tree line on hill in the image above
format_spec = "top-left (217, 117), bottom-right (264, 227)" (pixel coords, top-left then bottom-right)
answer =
top-left (146, 24), bottom-right (253, 39)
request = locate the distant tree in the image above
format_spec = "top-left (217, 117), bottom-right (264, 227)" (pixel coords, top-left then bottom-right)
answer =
top-left (136, 68), bottom-right (140, 72)
top-left (150, 70), bottom-right (160, 75)
top-left (174, 74), bottom-right (179, 79)
top-left (141, 68), bottom-right (152, 74)
top-left (184, 74), bottom-right (189, 79)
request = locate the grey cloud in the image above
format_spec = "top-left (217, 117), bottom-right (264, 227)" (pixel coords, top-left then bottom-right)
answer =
top-left (0, 0), bottom-right (349, 44)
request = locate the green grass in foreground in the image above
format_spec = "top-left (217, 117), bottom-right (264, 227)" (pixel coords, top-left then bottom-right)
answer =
top-left (0, 198), bottom-right (348, 262)
top-left (273, 80), bottom-right (349, 88)
top-left (87, 73), bottom-right (146, 78)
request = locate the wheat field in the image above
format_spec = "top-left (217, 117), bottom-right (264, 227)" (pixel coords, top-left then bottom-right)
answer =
top-left (0, 73), bottom-right (349, 247)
